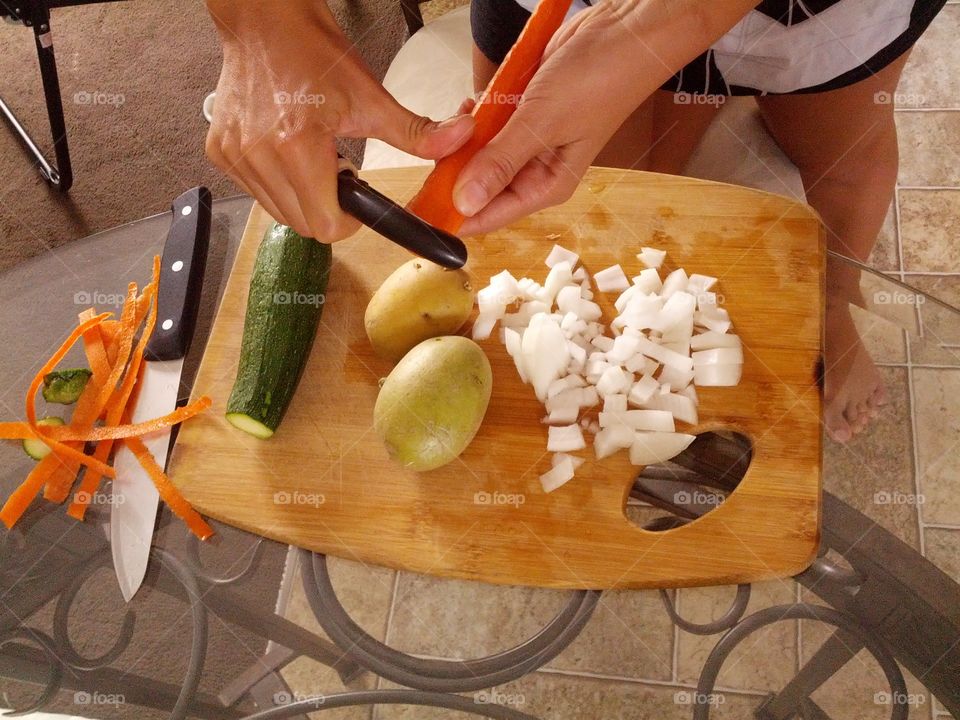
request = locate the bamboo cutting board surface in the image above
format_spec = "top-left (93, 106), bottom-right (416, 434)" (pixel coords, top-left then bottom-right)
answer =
top-left (169, 166), bottom-right (823, 589)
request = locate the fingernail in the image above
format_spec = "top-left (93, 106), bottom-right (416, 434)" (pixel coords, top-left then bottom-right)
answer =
top-left (454, 180), bottom-right (488, 216)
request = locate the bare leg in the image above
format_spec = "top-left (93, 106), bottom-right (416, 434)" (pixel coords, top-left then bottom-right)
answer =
top-left (756, 51), bottom-right (912, 442)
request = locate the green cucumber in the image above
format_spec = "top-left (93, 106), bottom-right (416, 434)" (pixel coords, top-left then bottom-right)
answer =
top-left (226, 223), bottom-right (332, 439)
top-left (42, 368), bottom-right (92, 404)
top-left (23, 416), bottom-right (65, 460)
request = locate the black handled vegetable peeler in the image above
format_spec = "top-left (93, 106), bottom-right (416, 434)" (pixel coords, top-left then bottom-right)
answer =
top-left (336, 166), bottom-right (468, 270)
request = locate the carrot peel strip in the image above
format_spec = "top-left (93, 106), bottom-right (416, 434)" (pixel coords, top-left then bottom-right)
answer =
top-left (123, 436), bottom-right (213, 540)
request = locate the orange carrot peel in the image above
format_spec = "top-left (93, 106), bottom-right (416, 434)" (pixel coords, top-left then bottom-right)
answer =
top-left (0, 256), bottom-right (214, 538)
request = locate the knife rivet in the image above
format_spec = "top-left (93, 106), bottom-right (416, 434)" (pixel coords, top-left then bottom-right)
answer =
top-left (161, 319), bottom-right (173, 330)
top-left (171, 260), bottom-right (184, 272)
top-left (181, 205), bottom-right (193, 216)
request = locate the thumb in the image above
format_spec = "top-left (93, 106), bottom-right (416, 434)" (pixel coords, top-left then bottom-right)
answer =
top-left (452, 111), bottom-right (543, 218)
top-left (368, 94), bottom-right (475, 160)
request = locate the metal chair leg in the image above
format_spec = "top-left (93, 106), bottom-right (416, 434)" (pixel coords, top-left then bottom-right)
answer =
top-left (755, 627), bottom-right (864, 720)
top-left (0, 1), bottom-right (73, 191)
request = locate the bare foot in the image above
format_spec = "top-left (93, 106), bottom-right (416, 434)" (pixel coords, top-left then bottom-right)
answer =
top-left (823, 301), bottom-right (888, 442)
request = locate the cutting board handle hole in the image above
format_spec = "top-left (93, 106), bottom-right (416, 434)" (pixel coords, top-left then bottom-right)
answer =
top-left (626, 431), bottom-right (753, 532)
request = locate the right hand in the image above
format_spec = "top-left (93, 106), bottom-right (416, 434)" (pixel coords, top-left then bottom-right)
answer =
top-left (204, 0), bottom-right (474, 241)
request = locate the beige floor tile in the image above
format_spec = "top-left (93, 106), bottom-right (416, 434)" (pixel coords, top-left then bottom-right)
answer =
top-left (912, 368), bottom-right (960, 525)
top-left (676, 580), bottom-right (799, 691)
top-left (896, 112), bottom-right (960, 186)
top-left (387, 570), bottom-right (675, 680)
top-left (899, 190), bottom-right (960, 272)
top-left (822, 367), bottom-right (920, 548)
top-left (898, 5), bottom-right (960, 109)
top-left (868, 201), bottom-right (901, 271)
top-left (906, 275), bottom-right (960, 366)
top-left (851, 303), bottom-right (908, 364)
top-left (280, 556), bottom-right (396, 720)
top-left (543, 588), bottom-right (675, 680)
top-left (800, 609), bottom-right (932, 720)
top-left (923, 528), bottom-right (960, 583)
top-left (374, 672), bottom-right (767, 719)
top-left (388, 571), bottom-right (573, 660)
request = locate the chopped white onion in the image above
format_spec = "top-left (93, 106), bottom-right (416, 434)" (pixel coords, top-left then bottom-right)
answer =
top-left (690, 331), bottom-right (741, 351)
top-left (594, 264), bottom-right (630, 293)
top-left (594, 425), bottom-right (634, 459)
top-left (472, 244), bottom-right (742, 491)
top-left (629, 432), bottom-right (696, 466)
top-left (547, 424), bottom-right (586, 452)
top-left (540, 456), bottom-right (575, 493)
top-left (637, 247), bottom-right (666, 268)
top-left (545, 244), bottom-right (579, 269)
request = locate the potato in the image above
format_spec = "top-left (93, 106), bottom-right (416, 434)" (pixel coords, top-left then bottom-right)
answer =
top-left (374, 336), bottom-right (492, 471)
top-left (364, 259), bottom-right (474, 362)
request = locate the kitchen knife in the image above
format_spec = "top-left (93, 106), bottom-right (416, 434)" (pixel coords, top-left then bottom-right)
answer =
top-left (336, 166), bottom-right (468, 270)
top-left (110, 186), bottom-right (211, 602)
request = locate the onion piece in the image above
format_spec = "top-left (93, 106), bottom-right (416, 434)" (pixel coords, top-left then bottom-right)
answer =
top-left (572, 267), bottom-right (588, 281)
top-left (636, 336), bottom-right (694, 372)
top-left (637, 247), bottom-right (666, 269)
top-left (599, 409), bottom-right (675, 432)
top-left (522, 315), bottom-right (570, 401)
top-left (545, 244), bottom-right (579, 269)
top-left (642, 392), bottom-right (699, 425)
top-left (690, 331), bottom-right (741, 351)
top-left (540, 456), bottom-right (575, 493)
top-left (603, 394), bottom-right (628, 413)
top-left (633, 268), bottom-right (663, 295)
top-left (594, 264), bottom-right (630, 293)
top-left (686, 273), bottom-right (717, 294)
top-left (660, 268), bottom-right (689, 298)
top-left (556, 285), bottom-right (583, 315)
top-left (543, 407), bottom-right (579, 425)
top-left (595, 366), bottom-right (632, 396)
top-left (629, 432), bottom-right (696, 466)
top-left (593, 425), bottom-right (634, 459)
top-left (695, 307), bottom-right (732, 333)
top-left (547, 424), bottom-right (586, 452)
top-left (552, 452), bottom-right (585, 470)
top-left (628, 374), bottom-right (660, 406)
top-left (692, 347), bottom-right (744, 365)
top-left (694, 363), bottom-right (742, 387)
top-left (543, 261), bottom-right (573, 305)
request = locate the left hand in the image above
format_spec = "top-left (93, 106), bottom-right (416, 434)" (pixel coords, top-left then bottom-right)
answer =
top-left (454, 0), bottom-right (756, 235)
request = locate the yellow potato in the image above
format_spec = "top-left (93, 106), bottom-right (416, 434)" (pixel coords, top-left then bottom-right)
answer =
top-left (374, 336), bottom-right (492, 471)
top-left (364, 259), bottom-right (474, 362)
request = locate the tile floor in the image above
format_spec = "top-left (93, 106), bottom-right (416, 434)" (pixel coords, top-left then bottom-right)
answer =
top-left (280, 3), bottom-right (960, 718)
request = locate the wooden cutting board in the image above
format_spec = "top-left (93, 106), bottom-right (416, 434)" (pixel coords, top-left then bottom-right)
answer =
top-left (169, 166), bottom-right (823, 589)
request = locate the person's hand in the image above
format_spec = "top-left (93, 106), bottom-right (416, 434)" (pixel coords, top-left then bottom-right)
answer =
top-left (454, 0), bottom-right (756, 235)
top-left (204, 0), bottom-right (474, 241)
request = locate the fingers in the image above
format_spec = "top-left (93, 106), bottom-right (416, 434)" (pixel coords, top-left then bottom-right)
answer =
top-left (360, 91), bottom-right (475, 160)
top-left (452, 108), bottom-right (553, 220)
top-left (281, 140), bottom-right (362, 241)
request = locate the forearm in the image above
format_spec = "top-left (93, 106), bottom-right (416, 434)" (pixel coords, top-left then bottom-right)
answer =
top-left (205, 0), bottom-right (338, 44)
top-left (559, 0), bottom-right (757, 118)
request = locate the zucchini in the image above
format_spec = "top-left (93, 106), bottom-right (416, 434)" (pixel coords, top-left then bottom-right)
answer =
top-left (42, 368), bottom-right (92, 404)
top-left (23, 416), bottom-right (65, 460)
top-left (226, 223), bottom-right (332, 439)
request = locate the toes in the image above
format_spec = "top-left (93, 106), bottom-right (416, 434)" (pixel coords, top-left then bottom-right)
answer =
top-left (873, 384), bottom-right (889, 407)
top-left (825, 403), bottom-right (853, 443)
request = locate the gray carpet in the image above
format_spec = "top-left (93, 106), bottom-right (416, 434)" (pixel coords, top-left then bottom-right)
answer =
top-left (0, 0), bottom-right (409, 273)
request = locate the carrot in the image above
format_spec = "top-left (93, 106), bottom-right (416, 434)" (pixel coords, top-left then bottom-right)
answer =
top-left (68, 258), bottom-right (159, 518)
top-left (406, 0), bottom-right (573, 232)
top-left (123, 435), bottom-right (214, 540)
top-left (0, 454), bottom-right (63, 528)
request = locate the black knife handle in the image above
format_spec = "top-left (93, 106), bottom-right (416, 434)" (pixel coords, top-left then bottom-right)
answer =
top-left (336, 170), bottom-right (468, 270)
top-left (145, 187), bottom-right (211, 361)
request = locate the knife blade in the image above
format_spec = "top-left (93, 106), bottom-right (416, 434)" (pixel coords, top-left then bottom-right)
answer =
top-left (336, 167), bottom-right (468, 270)
top-left (110, 186), bottom-right (211, 602)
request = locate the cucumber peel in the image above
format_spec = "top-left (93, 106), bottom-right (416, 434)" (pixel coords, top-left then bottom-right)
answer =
top-left (23, 416), bottom-right (65, 460)
top-left (225, 412), bottom-right (274, 440)
top-left (42, 368), bottom-right (92, 404)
